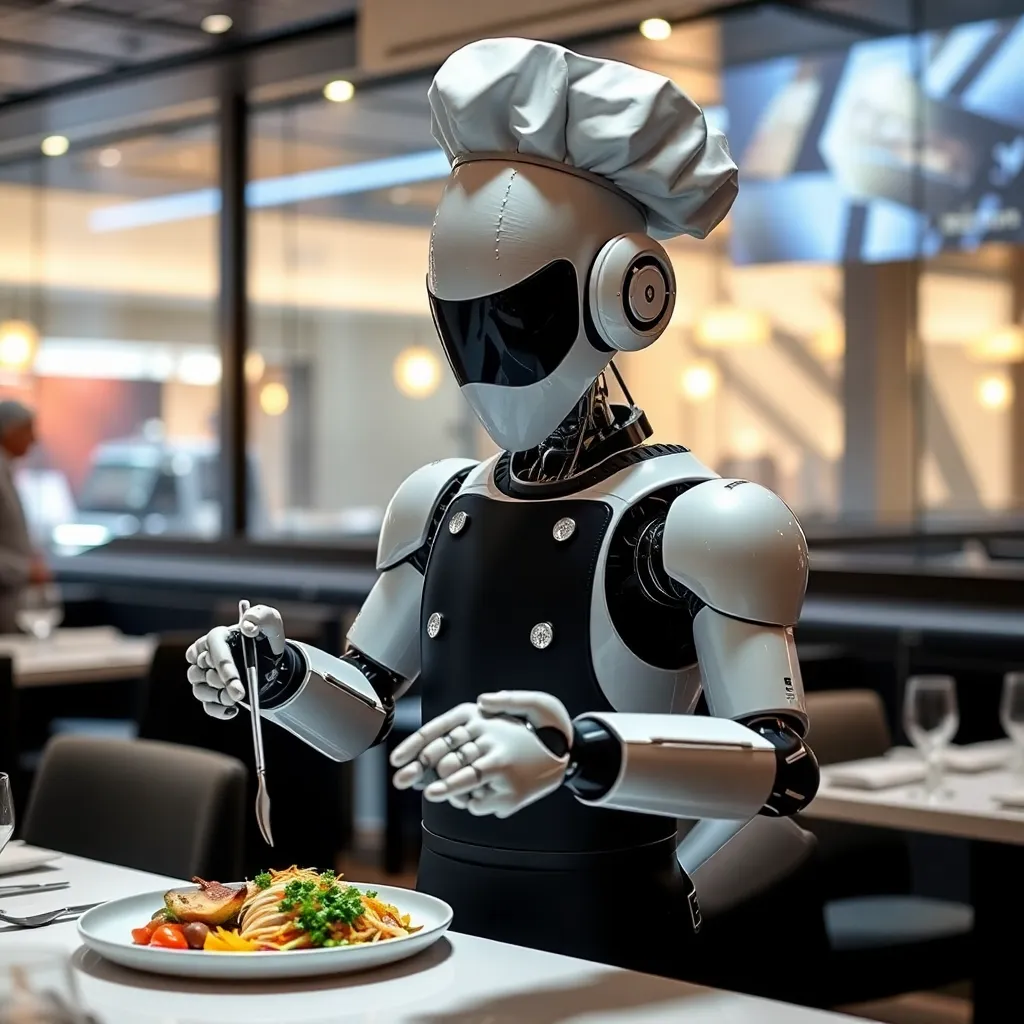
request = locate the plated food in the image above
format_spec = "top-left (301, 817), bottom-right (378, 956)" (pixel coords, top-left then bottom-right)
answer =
top-left (129, 867), bottom-right (421, 953)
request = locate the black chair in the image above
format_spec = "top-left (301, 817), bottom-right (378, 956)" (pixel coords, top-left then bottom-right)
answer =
top-left (21, 735), bottom-right (246, 880)
top-left (800, 689), bottom-right (973, 1006)
top-left (138, 630), bottom-right (354, 876)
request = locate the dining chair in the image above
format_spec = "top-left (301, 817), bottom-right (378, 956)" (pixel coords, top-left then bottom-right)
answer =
top-left (800, 688), bottom-right (973, 1006)
top-left (20, 734), bottom-right (246, 880)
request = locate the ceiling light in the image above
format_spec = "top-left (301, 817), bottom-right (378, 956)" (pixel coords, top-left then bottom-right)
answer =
top-left (323, 79), bottom-right (355, 103)
top-left (41, 135), bottom-right (69, 157)
top-left (98, 147), bottom-right (121, 168)
top-left (680, 362), bottom-right (717, 401)
top-left (201, 13), bottom-right (233, 34)
top-left (695, 305), bottom-right (770, 348)
top-left (0, 320), bottom-right (39, 371)
top-left (394, 346), bottom-right (441, 398)
top-left (969, 325), bottom-right (1024, 362)
top-left (259, 381), bottom-right (290, 416)
top-left (977, 375), bottom-right (1012, 410)
top-left (245, 351), bottom-right (266, 383)
top-left (640, 18), bottom-right (672, 41)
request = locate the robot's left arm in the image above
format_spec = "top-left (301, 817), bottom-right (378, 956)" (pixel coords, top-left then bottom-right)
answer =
top-left (566, 479), bottom-right (819, 821)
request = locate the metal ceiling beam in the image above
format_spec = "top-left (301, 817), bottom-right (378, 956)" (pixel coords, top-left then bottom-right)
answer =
top-left (0, 35), bottom-right (115, 66)
top-left (0, 0), bottom-right (205, 38)
top-left (0, 9), bottom-right (357, 111)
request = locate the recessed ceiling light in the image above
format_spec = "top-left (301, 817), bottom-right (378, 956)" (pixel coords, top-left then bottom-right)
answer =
top-left (323, 79), bottom-right (355, 103)
top-left (640, 18), bottom-right (672, 41)
top-left (201, 13), bottom-right (233, 34)
top-left (41, 135), bottom-right (69, 157)
top-left (98, 147), bottom-right (121, 168)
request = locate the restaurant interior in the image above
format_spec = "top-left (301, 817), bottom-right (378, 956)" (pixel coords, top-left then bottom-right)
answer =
top-left (0, 0), bottom-right (1022, 1021)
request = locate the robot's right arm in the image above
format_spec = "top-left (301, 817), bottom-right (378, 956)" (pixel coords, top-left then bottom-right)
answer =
top-left (185, 458), bottom-right (476, 762)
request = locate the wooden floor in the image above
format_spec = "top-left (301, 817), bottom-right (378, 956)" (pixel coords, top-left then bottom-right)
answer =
top-left (338, 844), bottom-right (971, 1024)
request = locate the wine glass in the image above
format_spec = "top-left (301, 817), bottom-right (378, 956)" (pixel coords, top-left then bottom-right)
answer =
top-left (903, 675), bottom-right (959, 800)
top-left (14, 585), bottom-right (63, 642)
top-left (0, 949), bottom-right (86, 1023)
top-left (0, 775), bottom-right (11, 859)
top-left (1000, 671), bottom-right (1024, 775)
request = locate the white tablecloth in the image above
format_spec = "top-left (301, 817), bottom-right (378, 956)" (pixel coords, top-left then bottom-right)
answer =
top-left (0, 853), bottom-right (856, 1023)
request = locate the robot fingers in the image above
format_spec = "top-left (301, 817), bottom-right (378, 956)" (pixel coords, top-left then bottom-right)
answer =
top-left (390, 702), bottom-right (480, 767)
top-left (423, 751), bottom-right (501, 802)
top-left (435, 740), bottom-right (484, 780)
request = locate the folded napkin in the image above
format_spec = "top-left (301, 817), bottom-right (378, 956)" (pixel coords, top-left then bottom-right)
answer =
top-left (0, 843), bottom-right (61, 875)
top-left (825, 758), bottom-right (927, 790)
top-left (992, 789), bottom-right (1024, 809)
top-left (887, 740), bottom-right (1012, 773)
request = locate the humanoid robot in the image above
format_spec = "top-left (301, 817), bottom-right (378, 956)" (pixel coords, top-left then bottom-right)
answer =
top-left (187, 38), bottom-right (820, 979)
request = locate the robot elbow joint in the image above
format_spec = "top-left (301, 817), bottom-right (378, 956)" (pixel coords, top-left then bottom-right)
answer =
top-left (742, 715), bottom-right (820, 817)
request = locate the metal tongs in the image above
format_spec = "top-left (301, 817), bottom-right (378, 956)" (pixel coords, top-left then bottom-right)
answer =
top-left (238, 599), bottom-right (274, 847)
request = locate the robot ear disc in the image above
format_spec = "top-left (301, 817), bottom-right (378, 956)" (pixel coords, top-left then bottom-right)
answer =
top-left (588, 233), bottom-right (676, 353)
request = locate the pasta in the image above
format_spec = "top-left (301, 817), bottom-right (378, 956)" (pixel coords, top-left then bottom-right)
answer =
top-left (130, 867), bottom-right (421, 953)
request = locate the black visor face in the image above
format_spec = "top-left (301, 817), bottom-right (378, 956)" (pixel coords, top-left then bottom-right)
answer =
top-left (428, 260), bottom-right (579, 388)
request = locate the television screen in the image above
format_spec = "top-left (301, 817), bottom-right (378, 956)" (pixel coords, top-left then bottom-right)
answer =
top-left (724, 16), bottom-right (1024, 264)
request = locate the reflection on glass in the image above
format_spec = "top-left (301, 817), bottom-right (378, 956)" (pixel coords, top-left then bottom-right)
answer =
top-left (903, 675), bottom-right (959, 800)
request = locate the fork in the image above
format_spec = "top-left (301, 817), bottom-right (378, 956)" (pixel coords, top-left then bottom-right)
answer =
top-left (0, 903), bottom-right (102, 928)
top-left (239, 599), bottom-right (274, 847)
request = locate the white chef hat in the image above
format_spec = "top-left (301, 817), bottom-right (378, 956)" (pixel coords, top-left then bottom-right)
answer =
top-left (428, 37), bottom-right (737, 240)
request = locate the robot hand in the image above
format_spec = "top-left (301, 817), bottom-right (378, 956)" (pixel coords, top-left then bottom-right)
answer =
top-left (390, 691), bottom-right (573, 817)
top-left (184, 604), bottom-right (286, 720)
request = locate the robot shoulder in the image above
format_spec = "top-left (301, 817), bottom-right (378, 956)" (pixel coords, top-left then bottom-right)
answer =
top-left (662, 479), bottom-right (808, 626)
top-left (377, 458), bottom-right (478, 571)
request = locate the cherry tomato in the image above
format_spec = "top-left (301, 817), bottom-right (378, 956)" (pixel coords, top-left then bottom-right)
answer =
top-left (131, 926), bottom-right (152, 945)
top-left (149, 924), bottom-right (188, 950)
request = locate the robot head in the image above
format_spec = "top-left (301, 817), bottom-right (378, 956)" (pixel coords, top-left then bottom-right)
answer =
top-left (426, 38), bottom-right (737, 453)
top-left (427, 155), bottom-right (676, 452)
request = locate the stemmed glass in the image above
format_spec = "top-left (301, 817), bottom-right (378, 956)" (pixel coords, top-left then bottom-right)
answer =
top-left (903, 675), bottom-right (959, 800)
top-left (14, 585), bottom-right (63, 642)
top-left (0, 774), bottom-right (11, 858)
top-left (1000, 671), bottom-right (1024, 775)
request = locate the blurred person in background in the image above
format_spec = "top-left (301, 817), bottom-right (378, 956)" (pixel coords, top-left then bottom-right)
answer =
top-left (0, 400), bottom-right (50, 633)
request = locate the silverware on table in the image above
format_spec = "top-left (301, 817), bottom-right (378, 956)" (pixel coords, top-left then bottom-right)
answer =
top-left (0, 903), bottom-right (102, 928)
top-left (239, 599), bottom-right (273, 847)
top-left (0, 882), bottom-right (69, 898)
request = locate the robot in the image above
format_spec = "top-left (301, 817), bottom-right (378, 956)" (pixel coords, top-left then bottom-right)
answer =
top-left (186, 38), bottom-right (820, 979)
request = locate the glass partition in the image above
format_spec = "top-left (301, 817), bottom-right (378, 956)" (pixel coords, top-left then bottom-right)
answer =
top-left (0, 124), bottom-right (219, 552)
top-left (246, 79), bottom-right (474, 543)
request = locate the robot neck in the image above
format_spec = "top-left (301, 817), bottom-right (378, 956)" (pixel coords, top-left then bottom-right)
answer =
top-left (509, 371), bottom-right (653, 485)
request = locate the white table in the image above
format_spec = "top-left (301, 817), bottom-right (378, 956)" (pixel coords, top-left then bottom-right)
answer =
top-left (806, 761), bottom-right (1024, 1023)
top-left (0, 628), bottom-right (155, 687)
top-left (0, 853), bottom-right (857, 1023)
top-left (809, 764), bottom-right (1024, 846)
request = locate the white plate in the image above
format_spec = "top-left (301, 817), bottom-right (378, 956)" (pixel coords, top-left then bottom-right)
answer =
top-left (77, 882), bottom-right (452, 980)
top-left (0, 843), bottom-right (62, 875)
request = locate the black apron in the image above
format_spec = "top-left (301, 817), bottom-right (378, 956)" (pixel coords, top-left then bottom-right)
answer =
top-left (416, 490), bottom-right (700, 977)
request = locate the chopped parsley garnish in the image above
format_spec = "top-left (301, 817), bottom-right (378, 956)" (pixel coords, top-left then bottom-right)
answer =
top-left (365, 890), bottom-right (378, 898)
top-left (253, 872), bottom-right (272, 890)
top-left (277, 877), bottom-right (366, 946)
